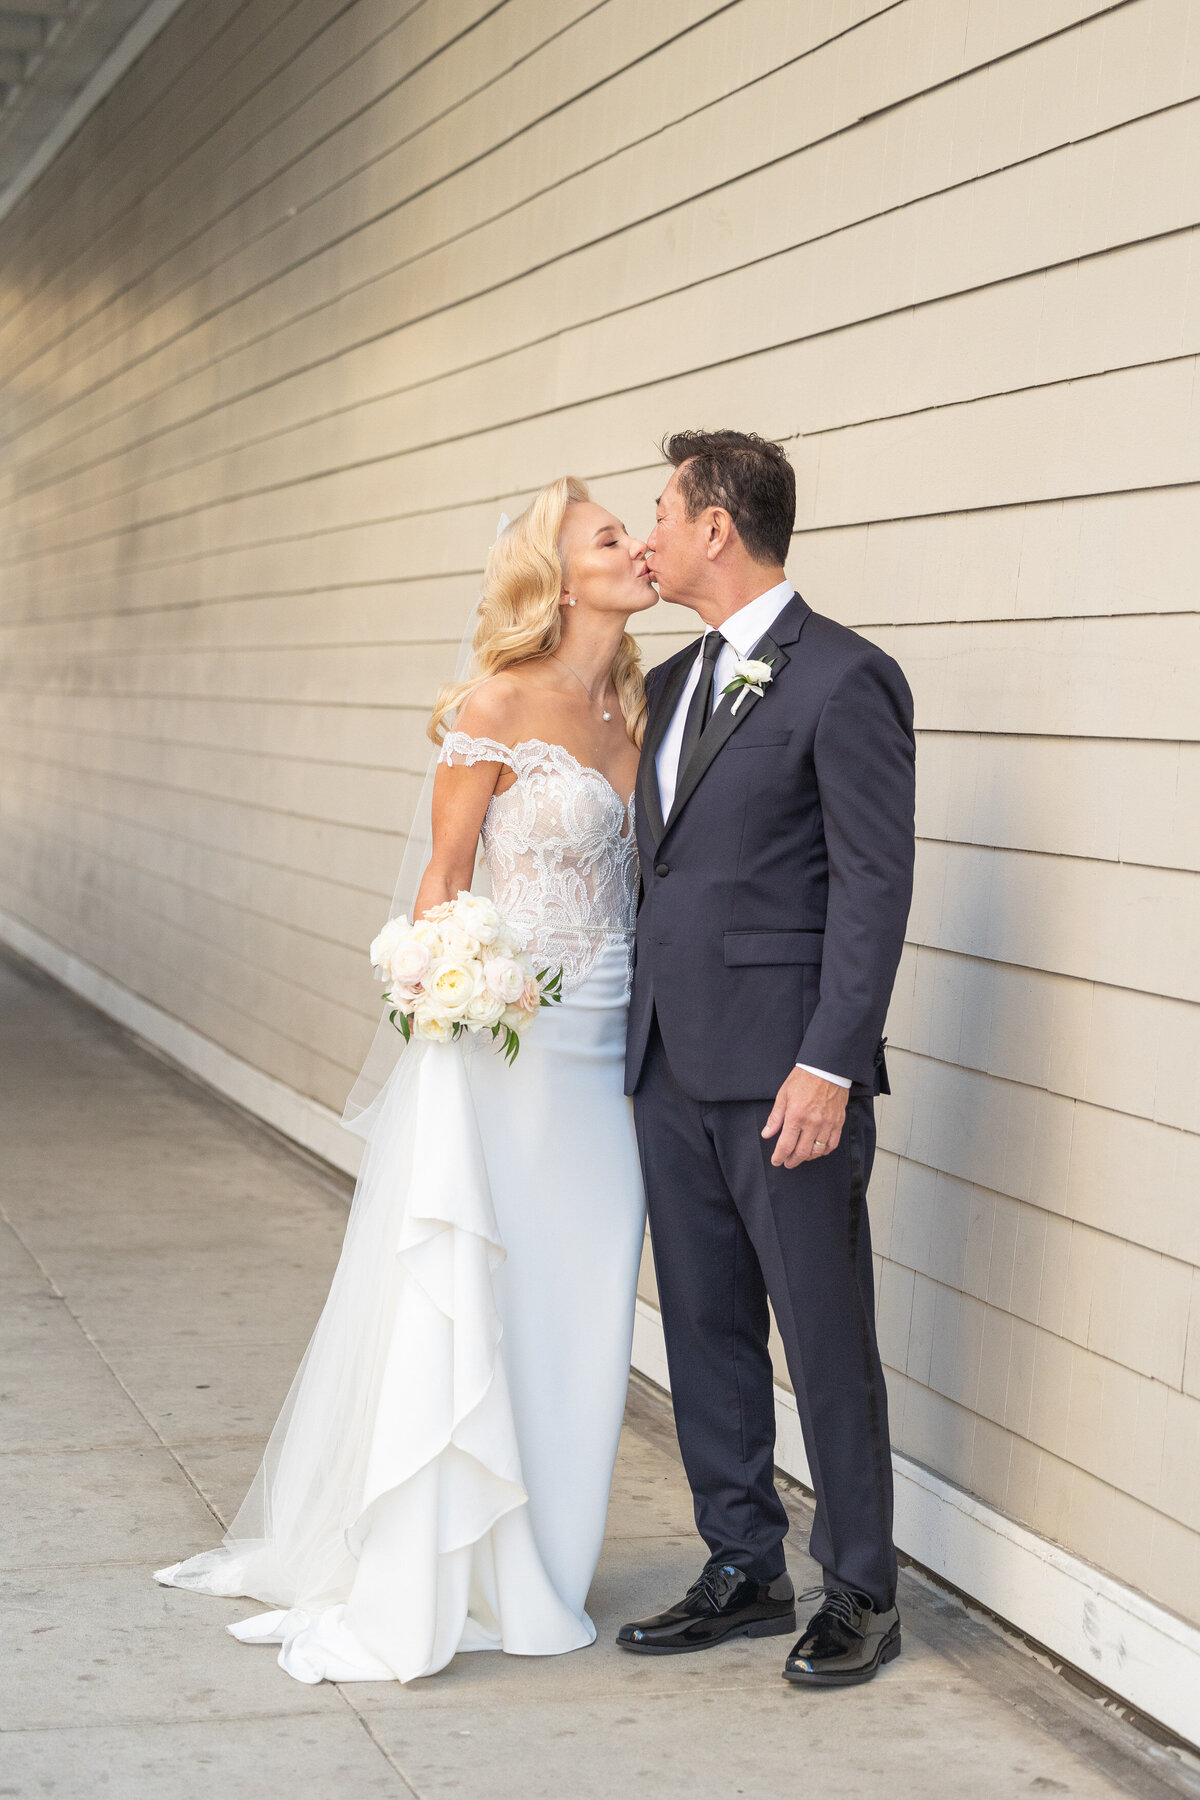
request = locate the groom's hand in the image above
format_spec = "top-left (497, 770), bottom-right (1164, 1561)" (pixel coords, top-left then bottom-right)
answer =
top-left (762, 1068), bottom-right (849, 1169)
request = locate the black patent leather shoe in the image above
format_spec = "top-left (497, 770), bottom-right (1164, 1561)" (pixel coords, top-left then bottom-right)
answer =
top-left (782, 1585), bottom-right (901, 1686)
top-left (617, 1562), bottom-right (795, 1655)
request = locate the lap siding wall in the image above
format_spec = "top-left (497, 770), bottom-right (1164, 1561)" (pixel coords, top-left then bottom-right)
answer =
top-left (1, 0), bottom-right (1197, 1656)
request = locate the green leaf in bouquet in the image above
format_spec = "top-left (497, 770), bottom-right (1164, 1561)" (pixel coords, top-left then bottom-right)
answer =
top-left (491, 1024), bottom-right (518, 1065)
top-left (537, 965), bottom-right (565, 1007)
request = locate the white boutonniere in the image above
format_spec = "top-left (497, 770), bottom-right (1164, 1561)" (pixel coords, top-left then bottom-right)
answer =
top-left (721, 656), bottom-right (775, 715)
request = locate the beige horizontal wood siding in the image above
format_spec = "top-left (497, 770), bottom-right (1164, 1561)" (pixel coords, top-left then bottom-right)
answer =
top-left (1, 0), bottom-right (1197, 1626)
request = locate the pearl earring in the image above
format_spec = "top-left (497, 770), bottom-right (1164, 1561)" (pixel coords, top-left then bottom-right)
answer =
top-left (567, 596), bottom-right (576, 607)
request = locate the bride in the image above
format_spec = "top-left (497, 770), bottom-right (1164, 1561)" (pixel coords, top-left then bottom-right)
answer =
top-left (156, 477), bottom-right (656, 1683)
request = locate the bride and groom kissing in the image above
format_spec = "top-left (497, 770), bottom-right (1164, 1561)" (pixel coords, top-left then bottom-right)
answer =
top-left (158, 429), bottom-right (917, 1697)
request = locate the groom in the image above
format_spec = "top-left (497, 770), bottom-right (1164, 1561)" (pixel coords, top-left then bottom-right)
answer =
top-left (620, 430), bottom-right (915, 1687)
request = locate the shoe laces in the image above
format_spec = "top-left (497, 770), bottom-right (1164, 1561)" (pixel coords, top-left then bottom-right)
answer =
top-left (688, 1563), bottom-right (742, 1611)
top-left (796, 1584), bottom-right (868, 1637)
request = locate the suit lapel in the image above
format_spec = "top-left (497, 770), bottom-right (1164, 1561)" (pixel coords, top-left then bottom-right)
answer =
top-left (665, 633), bottom-right (789, 827)
top-left (664, 592), bottom-right (812, 833)
top-left (636, 648), bottom-right (695, 846)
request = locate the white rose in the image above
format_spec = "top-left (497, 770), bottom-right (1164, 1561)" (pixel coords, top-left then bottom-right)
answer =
top-left (488, 922), bottom-right (522, 958)
top-left (412, 1004), bottom-right (454, 1043)
top-left (369, 916), bottom-right (411, 978)
top-left (483, 956), bottom-right (526, 1005)
top-left (424, 957), bottom-right (480, 1021)
top-left (387, 938), bottom-right (432, 990)
top-left (464, 988), bottom-right (505, 1029)
top-left (501, 1001), bottom-right (535, 1034)
top-left (438, 917), bottom-right (480, 960)
top-left (410, 919), bottom-right (445, 956)
top-left (453, 892), bottom-right (501, 944)
top-left (735, 657), bottom-right (773, 685)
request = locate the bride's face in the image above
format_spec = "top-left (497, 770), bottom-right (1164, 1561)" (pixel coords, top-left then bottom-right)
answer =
top-left (559, 502), bottom-right (657, 619)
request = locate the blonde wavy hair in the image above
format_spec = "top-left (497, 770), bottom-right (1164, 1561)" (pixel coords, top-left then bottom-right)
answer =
top-left (429, 476), bottom-right (647, 748)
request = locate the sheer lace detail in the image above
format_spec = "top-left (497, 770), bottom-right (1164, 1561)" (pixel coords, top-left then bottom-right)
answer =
top-left (439, 732), bottom-right (636, 995)
top-left (438, 732), bottom-right (517, 773)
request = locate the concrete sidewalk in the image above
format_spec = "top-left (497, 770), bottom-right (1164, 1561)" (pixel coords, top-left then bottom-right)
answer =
top-left (2, 943), bottom-right (1197, 1800)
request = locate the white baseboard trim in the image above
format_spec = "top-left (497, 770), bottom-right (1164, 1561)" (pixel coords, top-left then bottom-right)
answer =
top-left (4, 910), bottom-right (1197, 1749)
top-left (0, 910), bottom-right (363, 1181)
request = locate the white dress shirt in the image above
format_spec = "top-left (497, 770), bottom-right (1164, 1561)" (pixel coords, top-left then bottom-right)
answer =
top-left (654, 580), bottom-right (851, 1089)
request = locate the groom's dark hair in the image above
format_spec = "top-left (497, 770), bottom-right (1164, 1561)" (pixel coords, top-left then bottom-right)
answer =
top-left (661, 429), bottom-right (795, 566)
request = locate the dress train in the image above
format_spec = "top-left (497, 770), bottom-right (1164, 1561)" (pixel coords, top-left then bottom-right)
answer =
top-left (156, 1035), bottom-right (594, 1683)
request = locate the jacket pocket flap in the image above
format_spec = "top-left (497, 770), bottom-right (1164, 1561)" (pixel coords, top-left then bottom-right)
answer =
top-left (724, 930), bottom-right (824, 966)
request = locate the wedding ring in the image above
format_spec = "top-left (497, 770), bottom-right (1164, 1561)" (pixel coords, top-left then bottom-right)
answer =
top-left (814, 1139), bottom-right (826, 1147)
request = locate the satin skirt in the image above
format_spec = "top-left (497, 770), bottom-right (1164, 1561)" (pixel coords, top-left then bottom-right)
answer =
top-left (154, 942), bottom-right (645, 1684)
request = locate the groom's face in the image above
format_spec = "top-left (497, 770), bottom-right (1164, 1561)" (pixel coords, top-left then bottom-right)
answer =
top-left (646, 466), bottom-right (709, 610)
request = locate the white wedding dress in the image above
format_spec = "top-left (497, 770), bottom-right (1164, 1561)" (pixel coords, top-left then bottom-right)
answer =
top-left (156, 735), bottom-right (646, 1683)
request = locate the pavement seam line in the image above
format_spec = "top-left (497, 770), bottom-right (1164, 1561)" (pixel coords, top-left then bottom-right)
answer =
top-left (0, 1193), bottom-right (229, 1535)
top-left (339, 1693), bottom-right (427, 1799)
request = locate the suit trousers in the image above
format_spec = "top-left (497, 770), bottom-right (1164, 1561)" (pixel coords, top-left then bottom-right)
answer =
top-left (633, 1014), bottom-right (898, 1611)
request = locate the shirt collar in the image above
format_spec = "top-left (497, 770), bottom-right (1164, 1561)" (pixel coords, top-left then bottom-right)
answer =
top-left (718, 580), bottom-right (795, 658)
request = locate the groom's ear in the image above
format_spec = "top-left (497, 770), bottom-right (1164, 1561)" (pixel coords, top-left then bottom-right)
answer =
top-left (704, 507), bottom-right (735, 561)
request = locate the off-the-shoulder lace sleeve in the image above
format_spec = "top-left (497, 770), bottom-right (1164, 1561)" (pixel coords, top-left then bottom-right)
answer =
top-left (439, 730), bottom-right (517, 770)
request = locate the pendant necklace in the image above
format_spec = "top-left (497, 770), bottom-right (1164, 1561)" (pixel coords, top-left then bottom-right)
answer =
top-left (553, 653), bottom-right (612, 721)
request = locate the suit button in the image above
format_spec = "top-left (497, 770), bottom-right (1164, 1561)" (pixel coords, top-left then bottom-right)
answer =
top-left (655, 862), bottom-right (670, 877)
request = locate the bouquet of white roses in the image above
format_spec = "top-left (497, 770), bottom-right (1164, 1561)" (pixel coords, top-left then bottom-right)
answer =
top-left (368, 892), bottom-right (562, 1064)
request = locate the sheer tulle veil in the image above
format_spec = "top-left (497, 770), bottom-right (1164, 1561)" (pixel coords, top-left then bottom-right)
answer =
top-left (340, 514), bottom-right (510, 1130)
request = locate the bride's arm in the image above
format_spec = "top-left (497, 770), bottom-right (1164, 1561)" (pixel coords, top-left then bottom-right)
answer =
top-left (413, 684), bottom-right (518, 919)
top-left (413, 759), bottom-right (498, 918)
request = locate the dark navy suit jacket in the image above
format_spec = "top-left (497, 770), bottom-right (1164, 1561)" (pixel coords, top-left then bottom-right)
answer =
top-left (625, 592), bottom-right (915, 1102)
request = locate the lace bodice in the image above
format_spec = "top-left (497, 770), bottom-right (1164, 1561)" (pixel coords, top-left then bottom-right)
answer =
top-left (439, 733), bottom-right (637, 994)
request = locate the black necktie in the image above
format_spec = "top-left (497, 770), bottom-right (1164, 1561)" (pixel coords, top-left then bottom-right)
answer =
top-left (677, 630), bottom-right (723, 779)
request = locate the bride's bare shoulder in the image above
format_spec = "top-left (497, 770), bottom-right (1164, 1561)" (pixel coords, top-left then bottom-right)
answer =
top-left (452, 670), bottom-right (543, 745)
